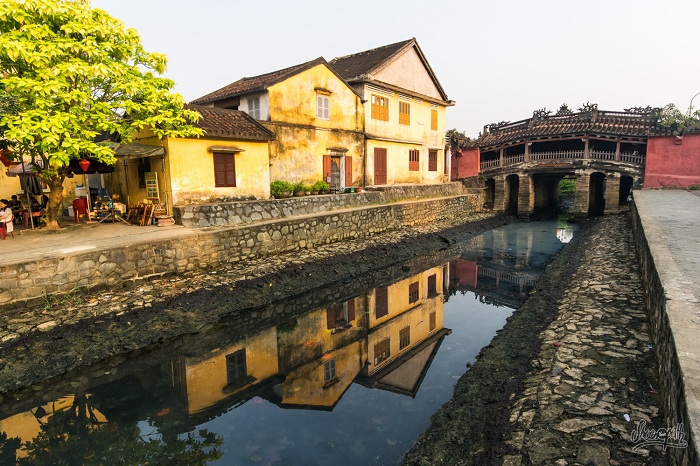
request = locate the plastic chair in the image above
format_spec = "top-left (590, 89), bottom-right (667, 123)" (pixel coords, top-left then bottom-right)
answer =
top-left (73, 198), bottom-right (91, 223)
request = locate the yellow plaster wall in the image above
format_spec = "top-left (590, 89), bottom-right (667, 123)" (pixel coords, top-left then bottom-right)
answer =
top-left (165, 136), bottom-right (271, 204)
top-left (280, 342), bottom-right (363, 408)
top-left (366, 268), bottom-right (445, 374)
top-left (265, 64), bottom-right (365, 185)
top-left (183, 328), bottom-right (278, 414)
top-left (368, 267), bottom-right (444, 330)
top-left (364, 84), bottom-right (448, 186)
top-left (277, 299), bottom-right (365, 373)
top-left (112, 131), bottom-right (271, 212)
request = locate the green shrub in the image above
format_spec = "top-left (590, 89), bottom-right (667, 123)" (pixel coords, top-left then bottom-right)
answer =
top-left (312, 180), bottom-right (330, 192)
top-left (559, 178), bottom-right (575, 196)
top-left (292, 181), bottom-right (305, 193)
top-left (270, 180), bottom-right (293, 197)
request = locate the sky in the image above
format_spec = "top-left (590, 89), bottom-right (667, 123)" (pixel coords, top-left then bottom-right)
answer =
top-left (91, 0), bottom-right (700, 138)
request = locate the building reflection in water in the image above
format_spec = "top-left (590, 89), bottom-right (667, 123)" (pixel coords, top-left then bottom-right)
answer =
top-left (0, 220), bottom-right (574, 462)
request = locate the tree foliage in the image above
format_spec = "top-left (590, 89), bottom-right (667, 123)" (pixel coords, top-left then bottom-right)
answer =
top-left (0, 0), bottom-right (202, 228)
top-left (659, 103), bottom-right (700, 132)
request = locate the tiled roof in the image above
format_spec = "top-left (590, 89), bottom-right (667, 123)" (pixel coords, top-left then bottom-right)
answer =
top-left (477, 107), bottom-right (661, 149)
top-left (191, 58), bottom-right (327, 104)
top-left (329, 39), bottom-right (414, 81)
top-left (186, 104), bottom-right (274, 141)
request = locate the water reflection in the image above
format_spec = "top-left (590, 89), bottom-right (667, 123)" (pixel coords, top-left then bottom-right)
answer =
top-left (0, 220), bottom-right (575, 465)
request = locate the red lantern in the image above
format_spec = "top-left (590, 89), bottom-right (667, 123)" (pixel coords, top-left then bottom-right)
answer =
top-left (78, 158), bottom-right (90, 172)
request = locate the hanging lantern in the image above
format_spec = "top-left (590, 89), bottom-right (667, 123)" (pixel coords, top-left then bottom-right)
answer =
top-left (78, 158), bottom-right (90, 172)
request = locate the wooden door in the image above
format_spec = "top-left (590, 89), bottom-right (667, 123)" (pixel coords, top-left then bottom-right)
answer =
top-left (374, 148), bottom-right (387, 185)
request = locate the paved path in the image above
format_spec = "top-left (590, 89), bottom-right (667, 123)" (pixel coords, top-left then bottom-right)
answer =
top-left (1, 219), bottom-right (192, 266)
top-left (502, 215), bottom-right (667, 465)
top-left (634, 190), bottom-right (700, 465)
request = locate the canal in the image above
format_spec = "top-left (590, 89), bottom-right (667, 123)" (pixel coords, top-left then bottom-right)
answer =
top-left (0, 219), bottom-right (576, 465)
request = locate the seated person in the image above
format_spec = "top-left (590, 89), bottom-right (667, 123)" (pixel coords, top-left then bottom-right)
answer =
top-left (8, 195), bottom-right (23, 210)
top-left (0, 199), bottom-right (14, 236)
top-left (24, 198), bottom-right (45, 227)
top-left (8, 195), bottom-right (23, 223)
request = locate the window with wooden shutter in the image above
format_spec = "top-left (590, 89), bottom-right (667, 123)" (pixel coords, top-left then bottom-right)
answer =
top-left (409, 150), bottom-right (419, 171)
top-left (375, 286), bottom-right (389, 318)
top-left (399, 326), bottom-right (410, 350)
top-left (408, 281), bottom-right (419, 304)
top-left (427, 273), bottom-right (437, 296)
top-left (399, 101), bottom-right (410, 125)
top-left (226, 349), bottom-right (247, 386)
top-left (374, 338), bottom-right (391, 365)
top-left (317, 94), bottom-right (330, 120)
top-left (428, 150), bottom-right (438, 172)
top-left (214, 153), bottom-right (236, 187)
top-left (429, 311), bottom-right (436, 331)
top-left (371, 95), bottom-right (389, 121)
top-left (431, 109), bottom-right (438, 130)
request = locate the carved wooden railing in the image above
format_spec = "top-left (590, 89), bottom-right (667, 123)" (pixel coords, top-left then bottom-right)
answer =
top-left (480, 150), bottom-right (645, 169)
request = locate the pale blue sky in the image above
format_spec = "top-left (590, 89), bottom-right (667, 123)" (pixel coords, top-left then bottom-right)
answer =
top-left (92, 0), bottom-right (700, 137)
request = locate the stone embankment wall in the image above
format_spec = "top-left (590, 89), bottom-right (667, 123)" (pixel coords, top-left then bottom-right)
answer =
top-left (173, 182), bottom-right (470, 228)
top-left (0, 187), bottom-right (482, 311)
top-left (631, 201), bottom-right (699, 466)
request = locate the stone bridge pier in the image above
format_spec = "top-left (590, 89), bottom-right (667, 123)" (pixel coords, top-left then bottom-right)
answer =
top-left (492, 170), bottom-right (638, 218)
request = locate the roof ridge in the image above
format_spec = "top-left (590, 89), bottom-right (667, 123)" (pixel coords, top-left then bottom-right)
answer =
top-left (330, 38), bottom-right (414, 63)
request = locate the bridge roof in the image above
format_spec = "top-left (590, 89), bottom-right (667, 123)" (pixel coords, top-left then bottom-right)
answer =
top-left (476, 106), bottom-right (660, 150)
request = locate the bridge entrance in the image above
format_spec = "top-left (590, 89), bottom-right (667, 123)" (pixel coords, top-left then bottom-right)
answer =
top-left (506, 175), bottom-right (519, 214)
top-left (589, 172), bottom-right (606, 216)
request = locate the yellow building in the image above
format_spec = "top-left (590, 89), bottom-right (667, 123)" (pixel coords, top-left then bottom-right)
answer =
top-left (173, 327), bottom-right (279, 415)
top-left (114, 105), bottom-right (274, 213)
top-left (192, 58), bottom-right (365, 191)
top-left (330, 38), bottom-right (455, 186)
top-left (361, 266), bottom-right (451, 395)
top-left (275, 297), bottom-right (367, 409)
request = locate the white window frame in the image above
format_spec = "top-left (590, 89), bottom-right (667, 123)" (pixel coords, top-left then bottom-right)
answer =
top-left (247, 97), bottom-right (260, 119)
top-left (317, 94), bottom-right (330, 120)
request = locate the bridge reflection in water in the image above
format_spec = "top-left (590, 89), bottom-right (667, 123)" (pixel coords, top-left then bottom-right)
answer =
top-left (0, 220), bottom-right (575, 465)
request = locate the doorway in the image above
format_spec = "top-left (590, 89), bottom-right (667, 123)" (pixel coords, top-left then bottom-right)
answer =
top-left (374, 148), bottom-right (387, 185)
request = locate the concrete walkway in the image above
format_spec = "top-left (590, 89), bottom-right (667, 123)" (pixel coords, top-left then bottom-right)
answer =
top-left (1, 218), bottom-right (194, 266)
top-left (634, 190), bottom-right (700, 465)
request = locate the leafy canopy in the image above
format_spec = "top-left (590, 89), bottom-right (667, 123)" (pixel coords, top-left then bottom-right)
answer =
top-left (659, 103), bottom-right (700, 132)
top-left (0, 0), bottom-right (202, 175)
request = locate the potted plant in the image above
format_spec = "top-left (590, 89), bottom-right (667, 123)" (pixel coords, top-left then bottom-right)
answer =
top-left (313, 180), bottom-right (330, 194)
top-left (292, 181), bottom-right (305, 197)
top-left (303, 184), bottom-right (312, 196)
top-left (270, 180), bottom-right (293, 199)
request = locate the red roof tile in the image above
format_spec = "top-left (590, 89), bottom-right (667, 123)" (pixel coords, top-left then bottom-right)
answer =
top-left (478, 107), bottom-right (661, 149)
top-left (191, 58), bottom-right (327, 104)
top-left (329, 39), bottom-right (414, 81)
top-left (186, 104), bottom-right (274, 141)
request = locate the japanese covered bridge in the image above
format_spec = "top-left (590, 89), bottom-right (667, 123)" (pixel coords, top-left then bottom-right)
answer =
top-left (455, 104), bottom-right (661, 218)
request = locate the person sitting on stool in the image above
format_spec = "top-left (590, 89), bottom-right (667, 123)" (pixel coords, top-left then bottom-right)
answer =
top-left (0, 199), bottom-right (14, 238)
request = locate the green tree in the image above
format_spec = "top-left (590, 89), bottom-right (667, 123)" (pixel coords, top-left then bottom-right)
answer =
top-left (0, 0), bottom-right (202, 229)
top-left (659, 103), bottom-right (700, 132)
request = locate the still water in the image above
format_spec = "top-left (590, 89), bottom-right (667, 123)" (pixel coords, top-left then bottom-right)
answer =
top-left (0, 220), bottom-right (575, 465)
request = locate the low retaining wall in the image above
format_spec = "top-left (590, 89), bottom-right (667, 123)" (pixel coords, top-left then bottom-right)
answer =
top-left (0, 193), bottom-right (482, 311)
top-left (173, 182), bottom-right (470, 228)
top-left (631, 200), bottom-right (699, 466)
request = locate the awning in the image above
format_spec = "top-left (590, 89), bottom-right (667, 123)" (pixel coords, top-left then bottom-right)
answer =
top-left (6, 161), bottom-right (43, 176)
top-left (207, 145), bottom-right (244, 153)
top-left (115, 143), bottom-right (166, 160)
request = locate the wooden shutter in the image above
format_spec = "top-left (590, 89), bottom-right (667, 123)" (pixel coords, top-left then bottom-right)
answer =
top-left (375, 286), bottom-right (388, 318)
top-left (214, 153), bottom-right (236, 187)
top-left (346, 298), bottom-right (355, 321)
top-left (431, 109), bottom-right (438, 131)
top-left (344, 156), bottom-right (352, 187)
top-left (323, 155), bottom-right (331, 183)
top-left (327, 308), bottom-right (336, 329)
top-left (374, 148), bottom-right (387, 185)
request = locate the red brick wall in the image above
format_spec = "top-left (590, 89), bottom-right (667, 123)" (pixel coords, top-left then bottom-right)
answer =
top-left (450, 148), bottom-right (480, 180)
top-left (645, 134), bottom-right (700, 188)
